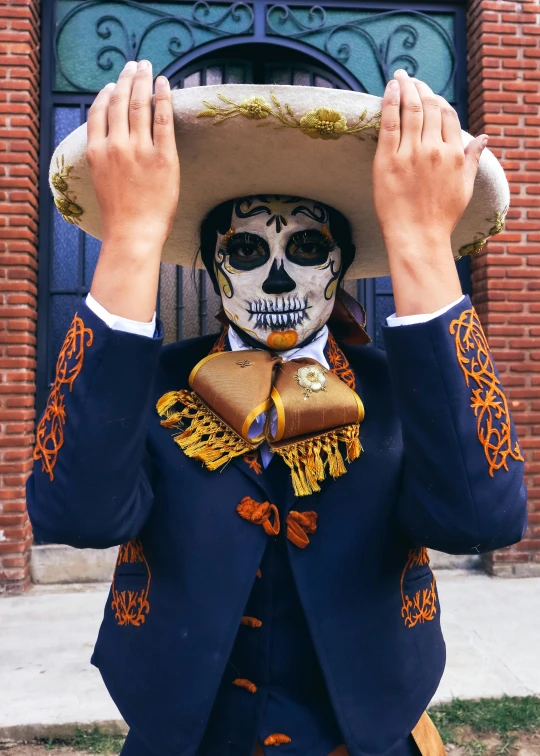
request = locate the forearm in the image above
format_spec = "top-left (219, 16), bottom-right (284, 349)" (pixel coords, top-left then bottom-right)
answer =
top-left (384, 231), bottom-right (463, 318)
top-left (90, 235), bottom-right (162, 323)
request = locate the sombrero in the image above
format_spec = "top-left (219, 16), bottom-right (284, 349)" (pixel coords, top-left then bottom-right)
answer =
top-left (49, 83), bottom-right (509, 280)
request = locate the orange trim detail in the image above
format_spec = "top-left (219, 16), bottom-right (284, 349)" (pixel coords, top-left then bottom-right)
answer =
top-left (449, 307), bottom-right (524, 476)
top-left (209, 326), bottom-right (229, 354)
top-left (286, 510), bottom-right (318, 549)
top-left (256, 568), bottom-right (262, 579)
top-left (264, 734), bottom-right (292, 746)
top-left (241, 615), bottom-right (263, 628)
top-left (236, 497), bottom-right (280, 536)
top-left (400, 547), bottom-right (437, 629)
top-left (327, 332), bottom-right (355, 390)
top-left (33, 313), bottom-right (94, 481)
top-left (243, 450), bottom-right (263, 475)
top-left (111, 538), bottom-right (151, 627)
top-left (233, 678), bottom-right (257, 694)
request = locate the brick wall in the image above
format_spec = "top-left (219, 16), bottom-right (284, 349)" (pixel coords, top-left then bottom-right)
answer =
top-left (0, 0), bottom-right (40, 593)
top-left (467, 0), bottom-right (540, 576)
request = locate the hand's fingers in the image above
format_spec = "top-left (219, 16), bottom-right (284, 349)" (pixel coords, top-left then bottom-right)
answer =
top-left (411, 78), bottom-right (442, 143)
top-left (108, 60), bottom-right (137, 141)
top-left (434, 94), bottom-right (463, 147)
top-left (393, 69), bottom-right (423, 150)
top-left (87, 83), bottom-right (115, 143)
top-left (152, 75), bottom-right (175, 151)
top-left (377, 78), bottom-right (401, 153)
top-left (129, 60), bottom-right (153, 145)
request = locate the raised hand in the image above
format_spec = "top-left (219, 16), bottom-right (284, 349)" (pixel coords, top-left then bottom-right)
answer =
top-left (372, 69), bottom-right (489, 317)
top-left (87, 60), bottom-right (180, 322)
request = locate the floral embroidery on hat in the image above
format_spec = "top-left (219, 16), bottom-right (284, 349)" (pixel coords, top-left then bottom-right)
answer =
top-left (51, 154), bottom-right (83, 225)
top-left (198, 93), bottom-right (381, 142)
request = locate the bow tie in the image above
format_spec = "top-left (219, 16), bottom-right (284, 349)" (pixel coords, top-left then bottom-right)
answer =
top-left (157, 349), bottom-right (365, 496)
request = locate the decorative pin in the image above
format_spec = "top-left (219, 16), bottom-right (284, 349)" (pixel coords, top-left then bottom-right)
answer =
top-left (295, 365), bottom-right (327, 400)
top-left (237, 359), bottom-right (252, 368)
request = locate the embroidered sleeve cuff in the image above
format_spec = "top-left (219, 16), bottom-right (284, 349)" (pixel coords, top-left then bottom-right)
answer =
top-left (85, 292), bottom-right (157, 338)
top-left (386, 295), bottom-right (466, 327)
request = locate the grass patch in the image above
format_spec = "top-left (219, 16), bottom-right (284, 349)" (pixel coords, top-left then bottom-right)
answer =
top-left (38, 726), bottom-right (125, 754)
top-left (34, 698), bottom-right (540, 753)
top-left (429, 696), bottom-right (540, 753)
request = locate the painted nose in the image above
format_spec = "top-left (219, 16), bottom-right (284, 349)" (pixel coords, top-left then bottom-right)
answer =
top-left (262, 260), bottom-right (296, 294)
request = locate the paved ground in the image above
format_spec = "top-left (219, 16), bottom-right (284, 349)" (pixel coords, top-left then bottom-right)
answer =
top-left (1, 570), bottom-right (539, 741)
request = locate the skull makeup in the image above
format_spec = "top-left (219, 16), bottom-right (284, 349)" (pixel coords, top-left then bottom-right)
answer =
top-left (213, 195), bottom-right (343, 350)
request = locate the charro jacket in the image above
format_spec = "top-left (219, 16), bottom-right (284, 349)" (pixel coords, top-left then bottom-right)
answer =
top-left (26, 294), bottom-right (528, 756)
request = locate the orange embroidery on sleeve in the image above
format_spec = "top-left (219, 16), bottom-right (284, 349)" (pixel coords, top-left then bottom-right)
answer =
top-left (33, 313), bottom-right (94, 481)
top-left (400, 547), bottom-right (437, 629)
top-left (449, 307), bottom-right (524, 476)
top-left (209, 326), bottom-right (229, 354)
top-left (236, 496), bottom-right (280, 536)
top-left (286, 510), bottom-right (318, 549)
top-left (111, 538), bottom-right (151, 627)
top-left (264, 734), bottom-right (292, 746)
top-left (243, 450), bottom-right (263, 474)
top-left (233, 678), bottom-right (257, 694)
top-left (327, 332), bottom-right (355, 389)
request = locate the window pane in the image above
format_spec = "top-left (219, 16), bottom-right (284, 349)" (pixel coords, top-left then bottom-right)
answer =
top-left (160, 262), bottom-right (178, 344)
top-left (184, 71), bottom-right (201, 88)
top-left (293, 71), bottom-right (311, 86)
top-left (52, 107), bottom-right (81, 290)
top-left (206, 66), bottom-right (223, 85)
top-left (375, 295), bottom-right (396, 350)
top-left (84, 234), bottom-right (101, 290)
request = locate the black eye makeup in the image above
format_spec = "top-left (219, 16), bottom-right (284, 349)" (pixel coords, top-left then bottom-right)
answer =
top-left (286, 229), bottom-right (336, 267)
top-left (221, 232), bottom-right (270, 271)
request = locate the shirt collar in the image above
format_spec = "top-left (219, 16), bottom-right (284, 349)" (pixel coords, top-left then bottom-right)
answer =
top-left (227, 325), bottom-right (330, 370)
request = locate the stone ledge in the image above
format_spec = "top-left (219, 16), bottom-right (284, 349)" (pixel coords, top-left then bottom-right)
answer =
top-left (30, 544), bottom-right (117, 584)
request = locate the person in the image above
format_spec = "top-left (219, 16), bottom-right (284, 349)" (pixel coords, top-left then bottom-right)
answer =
top-left (27, 59), bottom-right (528, 756)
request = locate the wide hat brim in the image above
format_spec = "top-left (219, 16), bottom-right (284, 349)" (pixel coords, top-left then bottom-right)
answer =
top-left (49, 83), bottom-right (509, 280)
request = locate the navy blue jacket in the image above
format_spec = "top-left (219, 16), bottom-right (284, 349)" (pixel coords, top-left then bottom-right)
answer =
top-left (26, 294), bottom-right (527, 756)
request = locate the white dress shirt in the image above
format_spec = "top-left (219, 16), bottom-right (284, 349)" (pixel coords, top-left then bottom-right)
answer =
top-left (84, 291), bottom-right (465, 468)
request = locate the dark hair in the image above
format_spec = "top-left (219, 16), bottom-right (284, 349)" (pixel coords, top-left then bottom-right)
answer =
top-left (197, 197), bottom-right (356, 294)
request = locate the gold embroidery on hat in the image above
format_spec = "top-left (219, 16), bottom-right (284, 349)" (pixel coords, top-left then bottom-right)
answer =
top-left (449, 307), bottom-right (523, 476)
top-left (198, 93), bottom-right (381, 142)
top-left (455, 204), bottom-right (509, 260)
top-left (111, 538), bottom-right (151, 627)
top-left (33, 313), bottom-right (94, 481)
top-left (51, 154), bottom-right (83, 225)
top-left (400, 547), bottom-right (437, 629)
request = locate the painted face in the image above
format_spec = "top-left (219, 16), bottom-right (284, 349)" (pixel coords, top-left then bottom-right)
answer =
top-left (213, 195), bottom-right (343, 350)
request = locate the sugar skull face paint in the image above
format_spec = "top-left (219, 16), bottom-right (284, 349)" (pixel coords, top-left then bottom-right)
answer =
top-left (214, 195), bottom-right (342, 350)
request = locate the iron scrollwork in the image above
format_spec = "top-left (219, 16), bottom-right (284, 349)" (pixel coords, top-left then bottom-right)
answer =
top-left (55, 1), bottom-right (254, 92)
top-left (265, 5), bottom-right (456, 98)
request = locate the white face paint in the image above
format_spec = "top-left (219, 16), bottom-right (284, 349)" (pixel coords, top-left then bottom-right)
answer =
top-left (213, 195), bottom-right (343, 350)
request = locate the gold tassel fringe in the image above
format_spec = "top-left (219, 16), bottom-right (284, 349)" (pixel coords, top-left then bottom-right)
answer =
top-left (273, 424), bottom-right (362, 497)
top-left (156, 390), bottom-right (254, 471)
